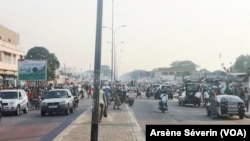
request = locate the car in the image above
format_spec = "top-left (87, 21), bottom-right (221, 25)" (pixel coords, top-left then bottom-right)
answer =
top-left (127, 86), bottom-right (137, 93)
top-left (206, 95), bottom-right (245, 119)
top-left (61, 85), bottom-right (80, 109)
top-left (40, 89), bottom-right (75, 116)
top-left (155, 85), bottom-right (174, 99)
top-left (0, 89), bottom-right (29, 116)
top-left (178, 82), bottom-right (201, 107)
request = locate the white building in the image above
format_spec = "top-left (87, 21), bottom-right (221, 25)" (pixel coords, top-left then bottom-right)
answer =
top-left (0, 25), bottom-right (25, 87)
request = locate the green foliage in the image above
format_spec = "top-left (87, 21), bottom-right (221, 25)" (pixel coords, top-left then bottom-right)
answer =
top-left (170, 60), bottom-right (199, 71)
top-left (233, 54), bottom-right (250, 75)
top-left (25, 46), bottom-right (60, 81)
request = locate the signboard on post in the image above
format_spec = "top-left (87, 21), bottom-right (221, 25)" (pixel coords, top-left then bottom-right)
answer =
top-left (18, 59), bottom-right (47, 81)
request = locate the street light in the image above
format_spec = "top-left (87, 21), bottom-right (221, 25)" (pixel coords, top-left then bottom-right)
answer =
top-left (114, 42), bottom-right (124, 80)
top-left (102, 25), bottom-right (126, 83)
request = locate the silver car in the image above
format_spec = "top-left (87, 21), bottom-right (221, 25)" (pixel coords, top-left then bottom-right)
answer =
top-left (40, 89), bottom-right (74, 116)
top-left (206, 95), bottom-right (245, 119)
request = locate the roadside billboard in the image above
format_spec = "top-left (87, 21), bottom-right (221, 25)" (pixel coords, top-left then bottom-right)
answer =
top-left (18, 59), bottom-right (47, 81)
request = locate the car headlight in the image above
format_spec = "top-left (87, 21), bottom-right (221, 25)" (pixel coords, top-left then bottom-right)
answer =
top-left (41, 102), bottom-right (47, 106)
top-left (60, 101), bottom-right (66, 104)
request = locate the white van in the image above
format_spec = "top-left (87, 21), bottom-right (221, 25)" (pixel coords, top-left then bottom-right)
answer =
top-left (0, 89), bottom-right (29, 116)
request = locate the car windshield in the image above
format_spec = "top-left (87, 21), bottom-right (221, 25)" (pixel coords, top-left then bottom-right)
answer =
top-left (186, 84), bottom-right (199, 91)
top-left (161, 86), bottom-right (172, 91)
top-left (45, 91), bottom-right (68, 99)
top-left (227, 96), bottom-right (242, 103)
top-left (0, 92), bottom-right (18, 99)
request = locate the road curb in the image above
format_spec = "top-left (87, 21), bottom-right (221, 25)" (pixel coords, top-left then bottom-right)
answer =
top-left (126, 104), bottom-right (146, 141)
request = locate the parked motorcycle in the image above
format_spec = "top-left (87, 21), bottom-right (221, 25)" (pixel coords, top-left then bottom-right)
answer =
top-left (158, 93), bottom-right (168, 113)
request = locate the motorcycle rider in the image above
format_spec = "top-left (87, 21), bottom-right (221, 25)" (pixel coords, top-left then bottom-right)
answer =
top-left (159, 89), bottom-right (168, 111)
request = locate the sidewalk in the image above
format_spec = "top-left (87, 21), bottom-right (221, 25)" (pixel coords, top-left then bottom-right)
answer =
top-left (53, 103), bottom-right (145, 141)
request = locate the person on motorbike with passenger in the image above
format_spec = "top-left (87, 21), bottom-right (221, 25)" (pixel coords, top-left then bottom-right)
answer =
top-left (159, 89), bottom-right (168, 111)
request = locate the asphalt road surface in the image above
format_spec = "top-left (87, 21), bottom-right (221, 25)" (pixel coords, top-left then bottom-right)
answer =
top-left (0, 98), bottom-right (92, 141)
top-left (127, 92), bottom-right (250, 133)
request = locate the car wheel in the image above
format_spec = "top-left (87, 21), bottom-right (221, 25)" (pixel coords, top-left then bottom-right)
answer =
top-left (198, 102), bottom-right (201, 107)
top-left (70, 106), bottom-right (74, 113)
top-left (23, 104), bottom-right (28, 113)
top-left (239, 114), bottom-right (244, 119)
top-left (178, 101), bottom-right (181, 106)
top-left (182, 102), bottom-right (185, 106)
top-left (16, 106), bottom-right (20, 116)
top-left (23, 104), bottom-right (29, 113)
top-left (206, 109), bottom-right (211, 116)
top-left (41, 111), bottom-right (46, 116)
top-left (65, 105), bottom-right (69, 115)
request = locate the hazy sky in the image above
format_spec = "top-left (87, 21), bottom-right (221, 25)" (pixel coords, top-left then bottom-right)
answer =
top-left (1, 0), bottom-right (250, 76)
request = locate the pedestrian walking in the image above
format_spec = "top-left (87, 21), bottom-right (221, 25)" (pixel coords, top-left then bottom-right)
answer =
top-left (87, 85), bottom-right (93, 99)
top-left (113, 89), bottom-right (121, 110)
top-left (99, 88), bottom-right (107, 123)
top-left (102, 83), bottom-right (111, 105)
top-left (80, 89), bottom-right (84, 99)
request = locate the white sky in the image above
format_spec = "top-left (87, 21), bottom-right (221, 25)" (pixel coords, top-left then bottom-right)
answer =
top-left (1, 0), bottom-right (250, 76)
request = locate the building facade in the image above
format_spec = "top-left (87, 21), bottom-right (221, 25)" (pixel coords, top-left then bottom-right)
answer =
top-left (152, 67), bottom-right (194, 82)
top-left (0, 25), bottom-right (25, 87)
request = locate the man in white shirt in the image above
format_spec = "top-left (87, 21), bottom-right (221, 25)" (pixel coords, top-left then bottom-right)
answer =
top-left (99, 88), bottom-right (107, 123)
top-left (203, 89), bottom-right (209, 108)
top-left (159, 93), bottom-right (168, 110)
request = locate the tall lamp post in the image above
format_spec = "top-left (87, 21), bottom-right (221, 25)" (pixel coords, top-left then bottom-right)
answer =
top-left (103, 25), bottom-right (126, 83)
top-left (114, 41), bottom-right (124, 81)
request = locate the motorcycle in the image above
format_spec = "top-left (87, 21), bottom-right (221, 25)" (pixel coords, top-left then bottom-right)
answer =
top-left (136, 90), bottom-right (142, 99)
top-left (73, 96), bottom-right (79, 110)
top-left (158, 93), bottom-right (168, 113)
top-left (146, 91), bottom-right (150, 98)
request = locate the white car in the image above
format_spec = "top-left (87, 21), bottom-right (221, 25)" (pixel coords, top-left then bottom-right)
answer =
top-left (40, 89), bottom-right (74, 116)
top-left (0, 89), bottom-right (29, 116)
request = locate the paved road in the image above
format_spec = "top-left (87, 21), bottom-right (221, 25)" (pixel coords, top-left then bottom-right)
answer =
top-left (0, 98), bottom-right (92, 141)
top-left (127, 92), bottom-right (250, 133)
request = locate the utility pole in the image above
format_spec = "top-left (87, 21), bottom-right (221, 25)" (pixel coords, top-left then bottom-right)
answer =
top-left (90, 0), bottom-right (103, 141)
top-left (111, 0), bottom-right (114, 91)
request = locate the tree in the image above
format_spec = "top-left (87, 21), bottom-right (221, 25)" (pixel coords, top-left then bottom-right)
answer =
top-left (233, 54), bottom-right (250, 75)
top-left (25, 46), bottom-right (60, 81)
top-left (212, 70), bottom-right (227, 76)
top-left (170, 60), bottom-right (199, 71)
top-left (199, 68), bottom-right (211, 74)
